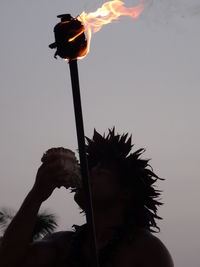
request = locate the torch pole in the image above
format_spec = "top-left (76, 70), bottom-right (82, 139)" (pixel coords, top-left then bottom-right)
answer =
top-left (68, 59), bottom-right (99, 267)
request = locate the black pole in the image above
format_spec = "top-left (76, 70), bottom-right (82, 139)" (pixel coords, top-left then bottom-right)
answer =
top-left (68, 59), bottom-right (99, 267)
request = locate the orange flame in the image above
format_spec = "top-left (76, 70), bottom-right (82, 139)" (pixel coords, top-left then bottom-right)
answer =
top-left (76, 0), bottom-right (144, 57)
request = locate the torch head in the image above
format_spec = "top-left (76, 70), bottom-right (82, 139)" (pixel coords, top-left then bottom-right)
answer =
top-left (49, 14), bottom-right (87, 61)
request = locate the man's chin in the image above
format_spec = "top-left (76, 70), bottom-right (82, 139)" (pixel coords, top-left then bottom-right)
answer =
top-left (74, 189), bottom-right (86, 211)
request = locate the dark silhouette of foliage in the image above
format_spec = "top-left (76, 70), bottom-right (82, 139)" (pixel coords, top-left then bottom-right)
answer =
top-left (0, 208), bottom-right (15, 233)
top-left (32, 211), bottom-right (58, 241)
top-left (0, 208), bottom-right (58, 241)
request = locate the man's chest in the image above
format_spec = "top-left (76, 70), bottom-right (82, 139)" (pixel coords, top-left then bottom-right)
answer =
top-left (55, 242), bottom-right (140, 267)
top-left (80, 240), bottom-right (141, 267)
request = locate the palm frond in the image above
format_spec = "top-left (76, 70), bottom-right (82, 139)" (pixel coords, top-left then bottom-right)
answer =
top-left (32, 211), bottom-right (58, 241)
top-left (0, 208), bottom-right (15, 234)
top-left (0, 208), bottom-right (58, 240)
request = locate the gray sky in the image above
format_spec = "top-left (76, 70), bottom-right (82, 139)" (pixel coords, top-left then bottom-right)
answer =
top-left (0, 1), bottom-right (200, 266)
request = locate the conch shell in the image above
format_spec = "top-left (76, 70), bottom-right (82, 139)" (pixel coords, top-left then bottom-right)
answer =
top-left (41, 147), bottom-right (82, 188)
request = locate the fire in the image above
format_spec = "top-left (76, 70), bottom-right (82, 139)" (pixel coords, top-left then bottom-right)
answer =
top-left (68, 28), bottom-right (85, 42)
top-left (75, 0), bottom-right (144, 56)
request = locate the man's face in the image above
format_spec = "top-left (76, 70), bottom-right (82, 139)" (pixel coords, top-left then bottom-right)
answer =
top-left (74, 161), bottom-right (125, 211)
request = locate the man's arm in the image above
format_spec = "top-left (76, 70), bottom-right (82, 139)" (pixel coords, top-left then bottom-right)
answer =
top-left (0, 150), bottom-right (75, 267)
top-left (0, 188), bottom-right (43, 267)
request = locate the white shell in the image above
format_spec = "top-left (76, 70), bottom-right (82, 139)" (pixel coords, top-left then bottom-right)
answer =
top-left (42, 147), bottom-right (82, 188)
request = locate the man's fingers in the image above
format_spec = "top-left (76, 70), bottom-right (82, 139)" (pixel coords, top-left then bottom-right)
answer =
top-left (55, 177), bottom-right (71, 189)
top-left (46, 169), bottom-right (73, 188)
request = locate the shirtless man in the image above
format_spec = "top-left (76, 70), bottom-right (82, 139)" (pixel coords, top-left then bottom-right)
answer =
top-left (0, 129), bottom-right (174, 267)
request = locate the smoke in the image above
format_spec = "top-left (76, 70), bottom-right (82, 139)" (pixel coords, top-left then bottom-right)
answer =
top-left (140, 0), bottom-right (200, 31)
top-left (143, 0), bottom-right (200, 19)
top-left (173, 0), bottom-right (200, 17)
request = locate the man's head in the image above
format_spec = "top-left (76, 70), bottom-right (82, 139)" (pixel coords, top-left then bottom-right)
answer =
top-left (74, 128), bottom-right (163, 232)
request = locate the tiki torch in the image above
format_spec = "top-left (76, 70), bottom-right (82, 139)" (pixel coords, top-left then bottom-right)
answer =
top-left (48, 3), bottom-right (144, 266)
top-left (49, 14), bottom-right (99, 267)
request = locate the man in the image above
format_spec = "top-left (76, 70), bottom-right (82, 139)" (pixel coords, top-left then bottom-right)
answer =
top-left (0, 129), bottom-right (174, 267)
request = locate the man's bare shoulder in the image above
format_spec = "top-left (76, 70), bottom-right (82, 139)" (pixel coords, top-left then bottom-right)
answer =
top-left (43, 230), bottom-right (74, 243)
top-left (43, 230), bottom-right (75, 258)
top-left (126, 228), bottom-right (174, 267)
top-left (22, 231), bottom-right (74, 267)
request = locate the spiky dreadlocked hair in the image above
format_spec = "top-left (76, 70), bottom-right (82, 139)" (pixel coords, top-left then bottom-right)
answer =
top-left (85, 128), bottom-right (163, 232)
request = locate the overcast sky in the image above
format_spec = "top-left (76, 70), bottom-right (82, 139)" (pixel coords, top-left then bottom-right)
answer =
top-left (0, 1), bottom-right (200, 266)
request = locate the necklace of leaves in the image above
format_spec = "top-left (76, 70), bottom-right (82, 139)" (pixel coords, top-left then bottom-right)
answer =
top-left (66, 222), bottom-right (136, 267)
